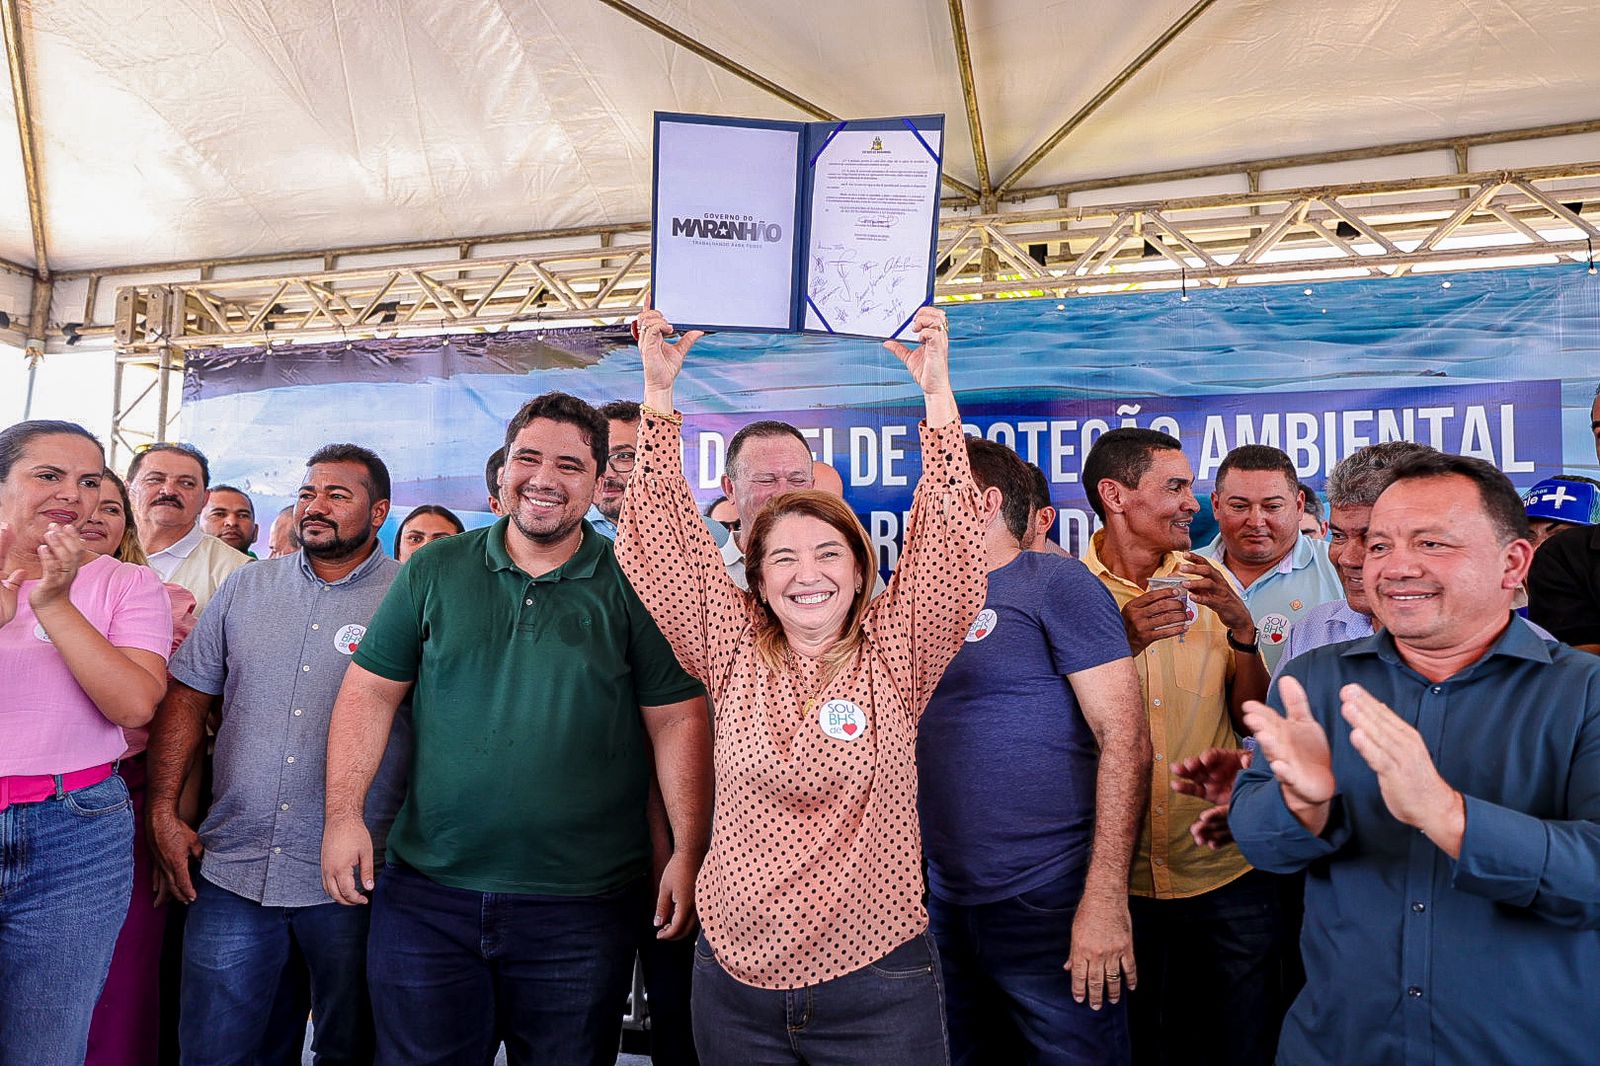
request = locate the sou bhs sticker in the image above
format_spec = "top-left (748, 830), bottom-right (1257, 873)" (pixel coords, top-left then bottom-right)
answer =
top-left (334, 624), bottom-right (367, 656)
top-left (966, 609), bottom-right (998, 642)
top-left (1259, 613), bottom-right (1290, 646)
top-left (819, 699), bottom-right (867, 742)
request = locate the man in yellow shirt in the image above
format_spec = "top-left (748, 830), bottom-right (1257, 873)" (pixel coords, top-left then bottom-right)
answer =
top-left (1081, 427), bottom-right (1284, 1066)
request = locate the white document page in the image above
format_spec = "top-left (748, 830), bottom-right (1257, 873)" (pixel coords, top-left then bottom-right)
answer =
top-left (653, 120), bottom-right (800, 331)
top-left (803, 127), bottom-right (943, 340)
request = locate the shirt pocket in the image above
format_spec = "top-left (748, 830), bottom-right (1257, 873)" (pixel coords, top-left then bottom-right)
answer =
top-left (1172, 654), bottom-right (1225, 700)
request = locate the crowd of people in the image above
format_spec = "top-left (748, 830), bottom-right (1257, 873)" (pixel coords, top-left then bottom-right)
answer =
top-left (2, 309), bottom-right (1598, 1066)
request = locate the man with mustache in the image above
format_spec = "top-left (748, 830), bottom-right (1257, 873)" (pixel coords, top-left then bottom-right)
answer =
top-left (147, 443), bottom-right (409, 1064)
top-left (1228, 450), bottom-right (1600, 1066)
top-left (127, 443), bottom-right (247, 613)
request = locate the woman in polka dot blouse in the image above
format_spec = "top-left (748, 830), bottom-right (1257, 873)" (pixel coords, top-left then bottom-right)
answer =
top-left (616, 306), bottom-right (988, 1065)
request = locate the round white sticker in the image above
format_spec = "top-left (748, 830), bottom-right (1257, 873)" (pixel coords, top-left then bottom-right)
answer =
top-left (34, 622), bottom-right (52, 643)
top-left (333, 624), bottom-right (367, 656)
top-left (1260, 613), bottom-right (1291, 646)
top-left (818, 699), bottom-right (867, 742)
top-left (965, 608), bottom-right (998, 643)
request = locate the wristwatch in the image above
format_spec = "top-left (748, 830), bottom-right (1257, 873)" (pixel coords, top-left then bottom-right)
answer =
top-left (1226, 627), bottom-right (1259, 653)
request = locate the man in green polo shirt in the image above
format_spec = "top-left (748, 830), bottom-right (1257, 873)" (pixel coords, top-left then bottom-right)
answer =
top-left (319, 391), bottom-right (711, 1066)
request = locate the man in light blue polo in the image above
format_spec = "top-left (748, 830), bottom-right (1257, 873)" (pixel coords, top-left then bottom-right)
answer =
top-left (147, 443), bottom-right (410, 1064)
top-left (1197, 446), bottom-right (1342, 672)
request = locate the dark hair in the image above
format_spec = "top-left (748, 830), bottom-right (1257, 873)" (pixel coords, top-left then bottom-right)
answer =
top-left (207, 484), bottom-right (255, 516)
top-left (393, 504), bottom-right (465, 557)
top-left (1300, 482), bottom-right (1323, 521)
top-left (1215, 445), bottom-right (1298, 494)
top-left (503, 392), bottom-right (607, 472)
top-left (305, 443), bottom-right (392, 504)
top-left (704, 494), bottom-right (729, 519)
top-left (485, 446), bottom-right (506, 498)
top-left (1025, 462), bottom-right (1052, 512)
top-left (599, 400), bottom-right (641, 424)
top-left (1082, 428), bottom-right (1183, 521)
top-left (1380, 452), bottom-right (1532, 544)
top-left (127, 442), bottom-right (210, 488)
top-left (965, 438), bottom-right (1034, 542)
top-left (726, 420), bottom-right (810, 480)
top-left (0, 419), bottom-right (103, 482)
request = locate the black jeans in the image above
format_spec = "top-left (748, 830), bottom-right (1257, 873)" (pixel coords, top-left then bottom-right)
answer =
top-left (1127, 869), bottom-right (1285, 1066)
top-left (690, 931), bottom-right (950, 1066)
top-left (367, 863), bottom-right (647, 1066)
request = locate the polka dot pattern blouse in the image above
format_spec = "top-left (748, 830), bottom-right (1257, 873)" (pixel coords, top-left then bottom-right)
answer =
top-left (616, 412), bottom-right (988, 989)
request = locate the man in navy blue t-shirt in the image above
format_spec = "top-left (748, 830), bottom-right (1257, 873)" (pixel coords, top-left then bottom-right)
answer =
top-left (919, 438), bottom-right (1152, 1066)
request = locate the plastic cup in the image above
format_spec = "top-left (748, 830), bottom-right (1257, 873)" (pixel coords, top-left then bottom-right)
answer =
top-left (1148, 575), bottom-right (1195, 629)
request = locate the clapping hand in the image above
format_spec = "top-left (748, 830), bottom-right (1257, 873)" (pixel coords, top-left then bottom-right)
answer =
top-left (0, 522), bottom-right (24, 626)
top-left (1240, 676), bottom-right (1336, 832)
top-left (30, 523), bottom-right (86, 611)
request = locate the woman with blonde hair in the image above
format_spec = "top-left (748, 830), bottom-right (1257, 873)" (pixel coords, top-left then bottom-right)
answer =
top-left (616, 306), bottom-right (987, 1065)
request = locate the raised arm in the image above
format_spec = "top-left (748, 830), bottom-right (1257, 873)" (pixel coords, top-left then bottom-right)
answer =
top-left (615, 310), bottom-right (755, 687)
top-left (871, 307), bottom-right (988, 708)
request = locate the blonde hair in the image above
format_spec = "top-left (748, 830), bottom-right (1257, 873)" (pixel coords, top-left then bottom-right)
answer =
top-left (743, 490), bottom-right (876, 684)
top-left (101, 470), bottom-right (150, 566)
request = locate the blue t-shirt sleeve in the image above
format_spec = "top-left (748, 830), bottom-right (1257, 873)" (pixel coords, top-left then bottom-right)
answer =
top-left (1041, 558), bottom-right (1132, 676)
top-left (168, 572), bottom-right (235, 696)
top-left (352, 566), bottom-right (424, 683)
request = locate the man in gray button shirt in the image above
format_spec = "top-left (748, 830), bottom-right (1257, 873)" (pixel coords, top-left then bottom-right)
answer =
top-left (147, 443), bottom-right (409, 1065)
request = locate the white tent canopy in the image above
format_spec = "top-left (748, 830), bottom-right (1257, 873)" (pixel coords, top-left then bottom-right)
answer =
top-left (1, 0), bottom-right (1598, 275)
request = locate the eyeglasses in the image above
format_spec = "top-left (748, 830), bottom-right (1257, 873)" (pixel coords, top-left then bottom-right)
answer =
top-left (607, 450), bottom-right (637, 473)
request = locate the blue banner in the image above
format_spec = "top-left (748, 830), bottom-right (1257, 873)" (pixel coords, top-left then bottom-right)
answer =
top-left (182, 264), bottom-right (1599, 560)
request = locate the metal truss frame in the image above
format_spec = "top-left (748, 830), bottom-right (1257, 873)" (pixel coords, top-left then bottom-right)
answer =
top-left (102, 159), bottom-right (1600, 468)
top-left (111, 159), bottom-right (1600, 355)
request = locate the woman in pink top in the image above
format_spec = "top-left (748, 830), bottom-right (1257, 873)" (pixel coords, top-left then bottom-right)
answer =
top-left (617, 307), bottom-right (987, 1065)
top-left (0, 421), bottom-right (173, 1066)
top-left (81, 469), bottom-right (197, 1066)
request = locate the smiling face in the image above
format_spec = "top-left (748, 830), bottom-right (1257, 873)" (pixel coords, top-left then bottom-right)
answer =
top-left (296, 461), bottom-right (387, 561)
top-left (591, 417), bottom-right (639, 524)
top-left (1214, 468), bottom-right (1303, 568)
top-left (1325, 503), bottom-right (1374, 614)
top-left (1103, 447), bottom-right (1200, 554)
top-left (0, 433), bottom-right (104, 554)
top-left (756, 512), bottom-right (863, 648)
top-left (499, 418), bottom-right (600, 547)
top-left (1363, 474), bottom-right (1529, 649)
top-left (202, 488), bottom-right (258, 552)
top-left (130, 450), bottom-right (205, 538)
top-left (81, 481), bottom-right (130, 555)
top-left (724, 434), bottom-right (814, 547)
top-left (397, 511), bottom-right (461, 562)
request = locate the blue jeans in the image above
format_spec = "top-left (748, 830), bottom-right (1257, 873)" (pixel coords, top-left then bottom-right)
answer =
top-left (690, 930), bottom-right (950, 1066)
top-left (367, 862), bottom-right (647, 1066)
top-left (179, 877), bottom-right (374, 1065)
top-left (928, 871), bottom-right (1132, 1066)
top-left (0, 774), bottom-right (134, 1066)
top-left (1126, 869), bottom-right (1284, 1066)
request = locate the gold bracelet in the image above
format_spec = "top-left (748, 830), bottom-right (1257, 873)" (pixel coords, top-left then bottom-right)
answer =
top-left (640, 403), bottom-right (683, 425)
